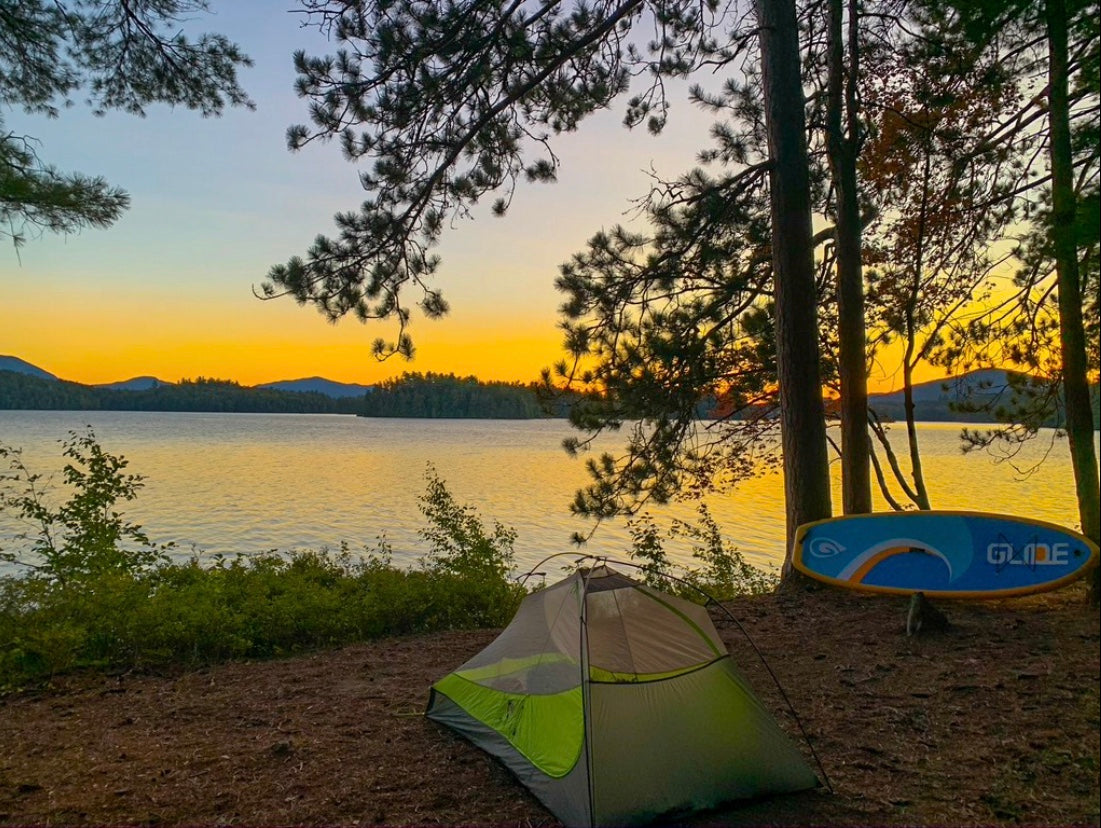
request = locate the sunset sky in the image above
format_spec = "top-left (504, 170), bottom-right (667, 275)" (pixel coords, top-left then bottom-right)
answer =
top-left (4, 2), bottom-right (940, 391)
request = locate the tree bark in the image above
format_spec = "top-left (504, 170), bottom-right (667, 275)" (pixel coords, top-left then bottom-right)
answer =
top-left (827, 0), bottom-right (872, 515)
top-left (756, 0), bottom-right (833, 571)
top-left (1045, 0), bottom-right (1101, 603)
top-left (900, 135), bottom-right (934, 511)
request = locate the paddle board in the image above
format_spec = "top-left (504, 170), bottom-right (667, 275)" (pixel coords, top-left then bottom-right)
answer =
top-left (792, 511), bottom-right (1099, 598)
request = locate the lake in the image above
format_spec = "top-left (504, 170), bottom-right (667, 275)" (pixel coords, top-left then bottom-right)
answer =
top-left (0, 410), bottom-right (1090, 575)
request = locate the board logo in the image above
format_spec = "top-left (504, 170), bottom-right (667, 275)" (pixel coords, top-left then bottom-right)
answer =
top-left (987, 541), bottom-right (1071, 568)
top-left (809, 537), bottom-right (845, 558)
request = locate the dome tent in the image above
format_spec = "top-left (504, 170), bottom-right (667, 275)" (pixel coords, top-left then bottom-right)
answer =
top-left (426, 564), bottom-right (818, 827)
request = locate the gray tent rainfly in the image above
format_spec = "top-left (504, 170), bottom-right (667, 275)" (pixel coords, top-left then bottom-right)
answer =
top-left (426, 565), bottom-right (818, 827)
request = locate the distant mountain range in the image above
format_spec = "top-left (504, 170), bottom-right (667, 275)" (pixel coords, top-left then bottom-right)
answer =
top-left (865, 368), bottom-right (1020, 418)
top-left (857, 368), bottom-right (1098, 427)
top-left (0, 356), bottom-right (373, 400)
top-left (258, 377), bottom-right (374, 399)
top-left (94, 376), bottom-right (172, 392)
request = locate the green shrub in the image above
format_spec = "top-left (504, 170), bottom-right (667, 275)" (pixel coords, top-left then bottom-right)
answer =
top-left (418, 464), bottom-right (517, 581)
top-left (0, 428), bottom-right (168, 584)
top-left (626, 504), bottom-right (777, 602)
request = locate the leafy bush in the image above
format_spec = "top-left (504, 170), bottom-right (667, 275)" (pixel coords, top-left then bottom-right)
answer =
top-left (418, 464), bottom-right (516, 580)
top-left (626, 504), bottom-right (777, 602)
top-left (626, 512), bottom-right (674, 590)
top-left (0, 428), bottom-right (168, 584)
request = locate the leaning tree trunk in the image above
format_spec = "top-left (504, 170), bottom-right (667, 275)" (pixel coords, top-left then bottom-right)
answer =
top-left (827, 0), bottom-right (872, 515)
top-left (1046, 0), bottom-right (1100, 603)
top-left (757, 0), bottom-right (834, 573)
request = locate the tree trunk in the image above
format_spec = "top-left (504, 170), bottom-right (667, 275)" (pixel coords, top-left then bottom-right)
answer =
top-left (901, 137), bottom-right (933, 511)
top-left (756, 0), bottom-right (833, 573)
top-left (827, 0), bottom-right (872, 515)
top-left (1046, 0), bottom-right (1101, 603)
top-left (901, 355), bottom-right (932, 510)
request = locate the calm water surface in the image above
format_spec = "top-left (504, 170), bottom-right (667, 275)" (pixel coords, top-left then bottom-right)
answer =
top-left (0, 411), bottom-right (1089, 574)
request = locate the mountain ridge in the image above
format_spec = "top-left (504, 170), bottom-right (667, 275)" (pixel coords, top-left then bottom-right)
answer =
top-left (866, 367), bottom-right (1017, 406)
top-left (7, 354), bottom-right (1015, 403)
top-left (95, 376), bottom-right (174, 392)
top-left (1, 357), bottom-right (373, 400)
top-left (0, 355), bottom-right (59, 382)
top-left (257, 377), bottom-right (374, 398)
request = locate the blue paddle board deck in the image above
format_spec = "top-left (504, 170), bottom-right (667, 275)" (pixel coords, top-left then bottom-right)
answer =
top-left (793, 511), bottom-right (1099, 598)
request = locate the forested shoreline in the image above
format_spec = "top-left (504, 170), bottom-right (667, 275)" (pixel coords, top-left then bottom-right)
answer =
top-left (358, 372), bottom-right (564, 418)
top-left (3, 367), bottom-right (1096, 424)
top-left (0, 370), bottom-right (565, 418)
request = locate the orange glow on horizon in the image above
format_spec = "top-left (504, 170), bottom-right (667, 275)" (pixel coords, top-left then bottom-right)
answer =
top-left (12, 306), bottom-right (958, 392)
top-left (12, 273), bottom-right (1013, 393)
top-left (8, 283), bottom-right (569, 387)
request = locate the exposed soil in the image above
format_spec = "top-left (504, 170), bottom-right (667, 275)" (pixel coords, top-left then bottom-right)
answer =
top-left (1, 585), bottom-right (1098, 827)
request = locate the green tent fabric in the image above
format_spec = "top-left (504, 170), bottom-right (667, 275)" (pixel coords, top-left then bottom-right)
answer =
top-left (426, 565), bottom-right (818, 827)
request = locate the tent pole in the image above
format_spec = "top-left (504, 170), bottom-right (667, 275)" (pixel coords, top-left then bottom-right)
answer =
top-left (578, 565), bottom-right (598, 828)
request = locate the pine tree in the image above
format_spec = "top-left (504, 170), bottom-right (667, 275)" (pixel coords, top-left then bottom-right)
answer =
top-left (0, 1), bottom-right (252, 248)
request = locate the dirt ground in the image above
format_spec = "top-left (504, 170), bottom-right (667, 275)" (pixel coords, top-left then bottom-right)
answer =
top-left (1, 584), bottom-right (1098, 827)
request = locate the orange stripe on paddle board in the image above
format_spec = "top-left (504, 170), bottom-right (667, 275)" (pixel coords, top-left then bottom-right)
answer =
top-left (851, 546), bottom-right (910, 582)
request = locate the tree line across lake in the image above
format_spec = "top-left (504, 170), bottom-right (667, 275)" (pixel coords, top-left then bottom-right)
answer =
top-left (359, 373), bottom-right (554, 418)
top-left (0, 370), bottom-right (583, 418)
top-left (4, 368), bottom-right (1094, 424)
